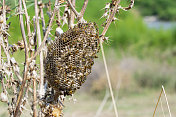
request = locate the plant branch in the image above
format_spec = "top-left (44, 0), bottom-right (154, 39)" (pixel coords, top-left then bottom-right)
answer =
top-left (162, 85), bottom-right (172, 117)
top-left (66, 0), bottom-right (79, 18)
top-left (14, 0), bottom-right (30, 116)
top-left (3, 0), bottom-right (6, 26)
top-left (39, 1), bottom-right (46, 36)
top-left (78, 0), bottom-right (88, 20)
top-left (69, 0), bottom-right (76, 28)
top-left (120, 0), bottom-right (134, 11)
top-left (152, 87), bottom-right (163, 117)
top-left (29, 0), bottom-right (58, 62)
top-left (35, 0), bottom-right (44, 101)
top-left (33, 77), bottom-right (37, 117)
top-left (101, 0), bottom-right (120, 36)
top-left (100, 40), bottom-right (118, 117)
top-left (22, 0), bottom-right (31, 39)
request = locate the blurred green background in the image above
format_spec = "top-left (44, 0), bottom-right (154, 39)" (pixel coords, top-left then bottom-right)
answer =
top-left (1, 0), bottom-right (176, 117)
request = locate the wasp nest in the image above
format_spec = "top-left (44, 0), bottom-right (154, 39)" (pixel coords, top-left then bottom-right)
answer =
top-left (44, 22), bottom-right (100, 96)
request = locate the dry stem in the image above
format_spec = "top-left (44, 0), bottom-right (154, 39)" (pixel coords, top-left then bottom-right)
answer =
top-left (69, 0), bottom-right (76, 28)
top-left (14, 0), bottom-right (30, 116)
top-left (66, 0), bottom-right (89, 22)
top-left (33, 78), bottom-right (37, 117)
top-left (101, 0), bottom-right (120, 36)
top-left (152, 87), bottom-right (163, 117)
top-left (3, 0), bottom-right (6, 25)
top-left (30, 0), bottom-right (58, 62)
top-left (39, 1), bottom-right (46, 36)
top-left (66, 0), bottom-right (79, 18)
top-left (34, 0), bottom-right (44, 100)
top-left (22, 0), bottom-right (31, 39)
top-left (100, 41), bottom-right (118, 117)
top-left (79, 0), bottom-right (88, 20)
top-left (162, 85), bottom-right (172, 117)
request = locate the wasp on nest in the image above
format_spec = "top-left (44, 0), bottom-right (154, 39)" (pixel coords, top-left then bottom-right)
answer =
top-left (44, 22), bottom-right (100, 96)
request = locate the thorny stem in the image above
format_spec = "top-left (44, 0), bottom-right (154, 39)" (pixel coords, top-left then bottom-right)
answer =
top-left (30, 0), bottom-right (58, 62)
top-left (1, 38), bottom-right (22, 82)
top-left (99, 1), bottom-right (122, 117)
top-left (14, 0), bottom-right (29, 116)
top-left (101, 0), bottom-right (120, 36)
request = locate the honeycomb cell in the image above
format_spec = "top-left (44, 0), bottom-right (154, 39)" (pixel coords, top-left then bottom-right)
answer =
top-left (44, 22), bottom-right (100, 96)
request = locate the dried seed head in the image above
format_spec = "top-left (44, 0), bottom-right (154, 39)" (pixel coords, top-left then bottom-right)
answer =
top-left (0, 92), bottom-right (8, 102)
top-left (17, 40), bottom-right (25, 50)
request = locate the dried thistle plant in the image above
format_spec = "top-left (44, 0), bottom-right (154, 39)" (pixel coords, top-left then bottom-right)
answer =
top-left (0, 0), bottom-right (134, 117)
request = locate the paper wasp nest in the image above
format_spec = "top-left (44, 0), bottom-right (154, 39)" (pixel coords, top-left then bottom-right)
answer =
top-left (44, 22), bottom-right (100, 96)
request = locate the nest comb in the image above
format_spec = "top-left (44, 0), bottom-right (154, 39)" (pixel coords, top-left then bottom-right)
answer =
top-left (44, 22), bottom-right (100, 96)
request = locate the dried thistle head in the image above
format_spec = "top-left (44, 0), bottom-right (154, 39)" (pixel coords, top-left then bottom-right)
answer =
top-left (44, 22), bottom-right (100, 96)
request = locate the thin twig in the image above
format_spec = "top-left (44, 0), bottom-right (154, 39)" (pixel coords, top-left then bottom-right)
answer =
top-left (33, 77), bottom-right (37, 117)
top-left (39, 1), bottom-right (46, 36)
top-left (33, 17), bottom-right (37, 53)
top-left (120, 0), bottom-right (134, 11)
top-left (69, 0), bottom-right (76, 28)
top-left (56, 1), bottom-right (61, 22)
top-left (34, 0), bottom-right (42, 115)
top-left (162, 85), bottom-right (172, 117)
top-left (66, 0), bottom-right (79, 18)
top-left (34, 0), bottom-right (44, 100)
top-left (100, 40), bottom-right (118, 117)
top-left (14, 0), bottom-right (30, 116)
top-left (152, 87), bottom-right (163, 117)
top-left (30, 0), bottom-right (58, 62)
top-left (22, 0), bottom-right (31, 39)
top-left (78, 0), bottom-right (88, 21)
